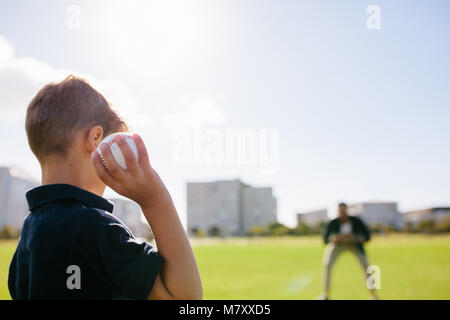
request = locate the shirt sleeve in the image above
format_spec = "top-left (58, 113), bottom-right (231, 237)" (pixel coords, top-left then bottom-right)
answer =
top-left (323, 221), bottom-right (332, 244)
top-left (359, 218), bottom-right (371, 242)
top-left (354, 217), bottom-right (371, 242)
top-left (80, 217), bottom-right (164, 300)
top-left (8, 247), bottom-right (18, 300)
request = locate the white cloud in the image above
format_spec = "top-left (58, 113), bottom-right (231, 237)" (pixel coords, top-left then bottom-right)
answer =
top-left (0, 35), bottom-right (14, 64)
top-left (0, 34), bottom-right (150, 129)
top-left (162, 93), bottom-right (226, 128)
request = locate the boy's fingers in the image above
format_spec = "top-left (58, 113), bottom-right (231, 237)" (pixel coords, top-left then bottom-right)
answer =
top-left (132, 133), bottom-right (151, 170)
top-left (99, 142), bottom-right (126, 180)
top-left (91, 152), bottom-right (121, 191)
top-left (115, 135), bottom-right (138, 172)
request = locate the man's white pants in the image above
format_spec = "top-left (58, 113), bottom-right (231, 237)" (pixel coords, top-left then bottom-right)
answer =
top-left (323, 243), bottom-right (369, 292)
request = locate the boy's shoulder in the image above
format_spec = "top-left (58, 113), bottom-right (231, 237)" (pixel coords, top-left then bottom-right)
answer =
top-left (23, 184), bottom-right (133, 239)
top-left (78, 206), bottom-right (132, 235)
top-left (23, 203), bottom-right (127, 234)
top-left (81, 206), bottom-right (136, 242)
top-left (84, 206), bottom-right (122, 224)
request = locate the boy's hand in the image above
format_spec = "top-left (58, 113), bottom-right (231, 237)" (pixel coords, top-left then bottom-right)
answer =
top-left (91, 133), bottom-right (169, 210)
top-left (93, 133), bottom-right (203, 300)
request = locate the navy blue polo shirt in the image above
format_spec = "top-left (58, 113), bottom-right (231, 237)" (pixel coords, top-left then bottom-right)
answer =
top-left (8, 184), bottom-right (164, 300)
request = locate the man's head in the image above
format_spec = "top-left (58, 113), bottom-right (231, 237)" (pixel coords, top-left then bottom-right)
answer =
top-left (337, 202), bottom-right (348, 218)
top-left (26, 75), bottom-right (127, 193)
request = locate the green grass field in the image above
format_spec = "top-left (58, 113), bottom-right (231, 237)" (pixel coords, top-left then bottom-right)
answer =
top-left (1, 235), bottom-right (450, 299)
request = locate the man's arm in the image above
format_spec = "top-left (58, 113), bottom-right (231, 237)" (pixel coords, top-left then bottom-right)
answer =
top-left (323, 221), bottom-right (333, 244)
top-left (92, 133), bottom-right (202, 300)
top-left (324, 220), bottom-right (343, 244)
top-left (359, 218), bottom-right (371, 242)
top-left (353, 217), bottom-right (371, 244)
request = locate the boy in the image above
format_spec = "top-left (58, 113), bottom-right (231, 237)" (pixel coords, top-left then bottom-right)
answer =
top-left (8, 75), bottom-right (202, 300)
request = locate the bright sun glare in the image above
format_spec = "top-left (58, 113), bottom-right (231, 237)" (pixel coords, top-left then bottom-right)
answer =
top-left (101, 0), bottom-right (201, 75)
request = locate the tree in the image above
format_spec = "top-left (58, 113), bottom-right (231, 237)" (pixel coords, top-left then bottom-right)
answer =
top-left (247, 226), bottom-right (267, 237)
top-left (208, 225), bottom-right (221, 237)
top-left (190, 227), bottom-right (206, 238)
top-left (405, 221), bottom-right (415, 233)
top-left (416, 220), bottom-right (435, 234)
top-left (293, 222), bottom-right (310, 235)
top-left (435, 218), bottom-right (450, 233)
top-left (0, 225), bottom-right (19, 239)
top-left (267, 222), bottom-right (290, 236)
top-left (267, 222), bottom-right (285, 232)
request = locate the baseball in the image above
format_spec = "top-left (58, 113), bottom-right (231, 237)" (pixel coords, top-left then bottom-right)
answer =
top-left (96, 132), bottom-right (139, 170)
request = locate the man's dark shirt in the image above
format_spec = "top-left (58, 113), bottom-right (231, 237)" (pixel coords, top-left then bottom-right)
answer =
top-left (8, 184), bottom-right (164, 300)
top-left (323, 216), bottom-right (371, 253)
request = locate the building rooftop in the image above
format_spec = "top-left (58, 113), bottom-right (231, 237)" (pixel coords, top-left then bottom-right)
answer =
top-left (405, 207), bottom-right (450, 215)
top-left (350, 200), bottom-right (397, 205)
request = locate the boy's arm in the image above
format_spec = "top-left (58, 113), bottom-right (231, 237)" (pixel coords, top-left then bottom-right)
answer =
top-left (92, 133), bottom-right (202, 300)
top-left (142, 190), bottom-right (202, 300)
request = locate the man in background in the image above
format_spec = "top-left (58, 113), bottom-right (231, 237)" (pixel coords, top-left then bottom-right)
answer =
top-left (318, 203), bottom-right (377, 300)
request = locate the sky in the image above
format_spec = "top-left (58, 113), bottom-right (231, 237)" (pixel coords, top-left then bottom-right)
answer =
top-left (0, 0), bottom-right (449, 226)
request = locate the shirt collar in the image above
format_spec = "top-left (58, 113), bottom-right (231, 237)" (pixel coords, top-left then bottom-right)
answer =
top-left (26, 184), bottom-right (114, 213)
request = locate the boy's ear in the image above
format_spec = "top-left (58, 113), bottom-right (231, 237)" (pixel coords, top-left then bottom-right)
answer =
top-left (86, 125), bottom-right (104, 153)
